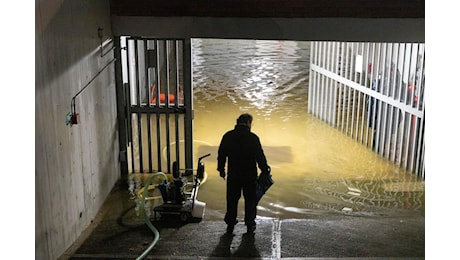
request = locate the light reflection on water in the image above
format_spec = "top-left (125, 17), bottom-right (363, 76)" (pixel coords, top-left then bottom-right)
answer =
top-left (129, 39), bottom-right (425, 221)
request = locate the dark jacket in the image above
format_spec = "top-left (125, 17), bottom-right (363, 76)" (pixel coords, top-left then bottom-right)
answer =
top-left (217, 124), bottom-right (269, 180)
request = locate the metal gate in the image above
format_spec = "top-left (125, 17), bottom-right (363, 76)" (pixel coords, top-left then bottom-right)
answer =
top-left (309, 42), bottom-right (425, 179)
top-left (120, 37), bottom-right (193, 174)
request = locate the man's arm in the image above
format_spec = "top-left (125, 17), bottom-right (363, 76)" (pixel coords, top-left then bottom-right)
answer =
top-left (255, 136), bottom-right (270, 174)
top-left (217, 135), bottom-right (228, 179)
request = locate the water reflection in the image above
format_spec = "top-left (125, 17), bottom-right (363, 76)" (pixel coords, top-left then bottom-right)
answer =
top-left (129, 39), bottom-right (425, 221)
top-left (193, 39), bottom-right (309, 118)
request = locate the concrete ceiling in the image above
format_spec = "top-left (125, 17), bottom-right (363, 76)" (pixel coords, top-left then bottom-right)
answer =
top-left (109, 0), bottom-right (424, 18)
top-left (109, 0), bottom-right (425, 42)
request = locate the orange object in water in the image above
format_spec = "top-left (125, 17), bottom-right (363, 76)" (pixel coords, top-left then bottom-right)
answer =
top-left (151, 93), bottom-right (175, 104)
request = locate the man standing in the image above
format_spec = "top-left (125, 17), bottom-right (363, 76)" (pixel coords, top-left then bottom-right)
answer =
top-left (217, 113), bottom-right (270, 233)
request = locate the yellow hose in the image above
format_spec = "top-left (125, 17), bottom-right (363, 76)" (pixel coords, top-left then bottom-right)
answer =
top-left (136, 172), bottom-right (168, 260)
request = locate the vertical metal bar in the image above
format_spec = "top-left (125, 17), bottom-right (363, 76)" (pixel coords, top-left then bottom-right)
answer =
top-left (420, 44), bottom-right (425, 109)
top-left (393, 43), bottom-right (404, 163)
top-left (415, 44), bottom-right (425, 111)
top-left (135, 41), bottom-right (142, 107)
top-left (360, 42), bottom-right (370, 144)
top-left (311, 42), bottom-right (316, 115)
top-left (323, 42), bottom-right (328, 122)
top-left (354, 43), bottom-right (362, 141)
top-left (165, 112), bottom-right (171, 173)
top-left (401, 43), bottom-right (413, 169)
top-left (386, 43), bottom-right (396, 160)
top-left (312, 69), bottom-right (317, 115)
top-left (325, 80), bottom-right (330, 123)
top-left (125, 39), bottom-right (135, 173)
top-left (345, 42), bottom-right (351, 135)
top-left (154, 41), bottom-right (161, 108)
top-left (319, 42), bottom-right (324, 120)
top-left (165, 40), bottom-right (172, 173)
top-left (308, 42), bottom-right (314, 113)
top-left (313, 70), bottom-right (317, 116)
top-left (390, 43), bottom-right (398, 160)
top-left (409, 43), bottom-right (418, 109)
top-left (326, 42), bottom-right (332, 124)
top-left (317, 42), bottom-right (322, 117)
top-left (340, 42), bottom-right (346, 132)
top-left (365, 42), bottom-right (375, 147)
top-left (401, 112), bottom-right (410, 169)
top-left (319, 42), bottom-right (324, 119)
top-left (307, 42), bottom-right (315, 113)
top-left (144, 39), bottom-right (153, 172)
top-left (175, 40), bottom-right (181, 169)
top-left (408, 116), bottom-right (418, 172)
top-left (417, 106), bottom-right (425, 178)
top-left (396, 112), bottom-right (405, 167)
top-left (351, 42), bottom-right (357, 139)
top-left (146, 112), bottom-right (152, 172)
top-left (114, 36), bottom-right (129, 176)
top-left (329, 42), bottom-right (335, 124)
top-left (373, 43), bottom-right (381, 152)
top-left (381, 43), bottom-right (388, 96)
top-left (380, 43), bottom-right (388, 156)
top-left (397, 43), bottom-right (405, 103)
top-left (125, 83), bottom-right (134, 173)
top-left (125, 38), bottom-right (134, 172)
top-left (183, 38), bottom-right (194, 173)
top-left (155, 40), bottom-right (162, 172)
top-left (165, 40), bottom-right (171, 107)
top-left (332, 41), bottom-right (338, 127)
top-left (133, 40), bottom-right (144, 172)
top-left (408, 45), bottom-right (422, 172)
top-left (374, 43), bottom-right (382, 152)
top-left (406, 114), bottom-right (415, 170)
top-left (404, 43), bottom-right (413, 106)
top-left (396, 43), bottom-right (407, 166)
top-left (420, 139), bottom-right (425, 179)
top-left (389, 43), bottom-right (397, 162)
top-left (335, 42), bottom-right (342, 128)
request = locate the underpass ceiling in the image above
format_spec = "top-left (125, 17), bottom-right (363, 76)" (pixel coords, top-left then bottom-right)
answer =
top-left (109, 0), bottom-right (424, 18)
top-left (109, 0), bottom-right (425, 42)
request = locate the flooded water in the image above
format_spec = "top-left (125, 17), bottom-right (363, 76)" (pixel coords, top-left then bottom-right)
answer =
top-left (130, 39), bottom-right (425, 221)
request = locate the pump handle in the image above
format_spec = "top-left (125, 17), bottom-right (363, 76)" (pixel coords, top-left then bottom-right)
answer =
top-left (198, 153), bottom-right (211, 162)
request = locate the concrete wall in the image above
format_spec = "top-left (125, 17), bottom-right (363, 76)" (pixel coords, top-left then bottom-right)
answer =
top-left (35, 0), bottom-right (119, 259)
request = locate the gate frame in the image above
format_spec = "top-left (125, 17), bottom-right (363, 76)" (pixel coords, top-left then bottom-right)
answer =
top-left (115, 37), bottom-right (194, 175)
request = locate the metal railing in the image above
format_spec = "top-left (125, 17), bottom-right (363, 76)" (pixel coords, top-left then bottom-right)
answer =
top-left (309, 42), bottom-right (425, 179)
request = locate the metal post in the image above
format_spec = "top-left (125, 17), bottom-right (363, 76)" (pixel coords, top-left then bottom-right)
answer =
top-left (114, 36), bottom-right (129, 177)
top-left (144, 39), bottom-right (153, 173)
top-left (183, 38), bottom-right (194, 173)
top-left (340, 42), bottom-right (345, 132)
top-left (155, 40), bottom-right (162, 172)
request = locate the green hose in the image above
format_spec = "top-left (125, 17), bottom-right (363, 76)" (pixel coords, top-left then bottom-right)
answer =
top-left (136, 172), bottom-right (168, 260)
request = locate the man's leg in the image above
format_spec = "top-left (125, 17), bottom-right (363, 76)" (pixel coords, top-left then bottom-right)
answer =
top-left (225, 178), bottom-right (241, 232)
top-left (243, 180), bottom-right (257, 232)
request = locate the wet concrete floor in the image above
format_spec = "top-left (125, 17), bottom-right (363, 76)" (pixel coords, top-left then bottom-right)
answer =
top-left (60, 180), bottom-right (424, 259)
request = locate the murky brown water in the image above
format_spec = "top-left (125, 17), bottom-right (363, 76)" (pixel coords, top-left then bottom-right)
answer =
top-left (129, 39), bottom-right (424, 221)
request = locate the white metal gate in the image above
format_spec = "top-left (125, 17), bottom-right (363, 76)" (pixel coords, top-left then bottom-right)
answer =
top-left (121, 37), bottom-right (194, 174)
top-left (309, 42), bottom-right (425, 179)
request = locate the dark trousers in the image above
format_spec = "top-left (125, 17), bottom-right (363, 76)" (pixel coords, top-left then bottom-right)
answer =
top-left (224, 176), bottom-right (257, 227)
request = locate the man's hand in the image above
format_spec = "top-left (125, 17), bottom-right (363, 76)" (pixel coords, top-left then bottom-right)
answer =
top-left (219, 171), bottom-right (226, 180)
